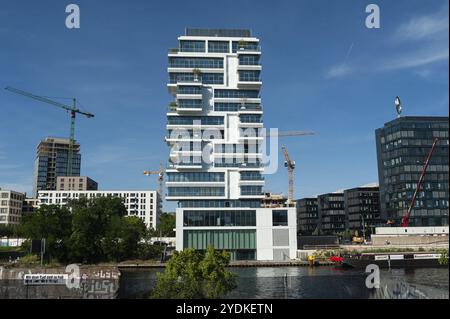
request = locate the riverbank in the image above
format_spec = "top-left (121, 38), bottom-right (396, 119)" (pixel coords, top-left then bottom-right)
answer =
top-left (117, 260), bottom-right (335, 269)
top-left (0, 265), bottom-right (120, 299)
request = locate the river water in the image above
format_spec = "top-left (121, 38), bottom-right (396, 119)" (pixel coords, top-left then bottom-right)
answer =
top-left (118, 266), bottom-right (449, 299)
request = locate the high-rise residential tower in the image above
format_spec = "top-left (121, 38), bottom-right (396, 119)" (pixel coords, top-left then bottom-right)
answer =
top-left (375, 116), bottom-right (449, 226)
top-left (166, 28), bottom-right (297, 261)
top-left (33, 137), bottom-right (81, 197)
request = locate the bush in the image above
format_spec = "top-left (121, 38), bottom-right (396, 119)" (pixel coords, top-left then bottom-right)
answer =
top-left (151, 246), bottom-right (237, 299)
top-left (438, 249), bottom-right (448, 266)
top-left (17, 254), bottom-right (40, 266)
top-left (137, 243), bottom-right (164, 261)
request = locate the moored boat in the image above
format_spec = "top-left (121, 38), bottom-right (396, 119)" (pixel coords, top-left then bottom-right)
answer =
top-left (342, 252), bottom-right (446, 269)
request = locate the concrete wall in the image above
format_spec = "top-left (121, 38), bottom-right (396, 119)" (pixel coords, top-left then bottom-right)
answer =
top-left (0, 265), bottom-right (120, 299)
top-left (256, 207), bottom-right (297, 261)
top-left (375, 226), bottom-right (449, 235)
top-left (371, 234), bottom-right (449, 246)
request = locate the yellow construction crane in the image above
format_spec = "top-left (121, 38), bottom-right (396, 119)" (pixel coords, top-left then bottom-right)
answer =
top-left (143, 161), bottom-right (165, 201)
top-left (264, 130), bottom-right (315, 138)
top-left (274, 131), bottom-right (316, 207)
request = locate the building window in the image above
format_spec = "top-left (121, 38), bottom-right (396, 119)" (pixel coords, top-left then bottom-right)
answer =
top-left (183, 229), bottom-right (256, 250)
top-left (183, 210), bottom-right (256, 226)
top-left (214, 89), bottom-right (259, 99)
top-left (167, 187), bottom-right (225, 197)
top-left (179, 40), bottom-right (205, 52)
top-left (208, 41), bottom-right (229, 53)
top-left (273, 210), bottom-right (288, 226)
top-left (169, 57), bottom-right (223, 69)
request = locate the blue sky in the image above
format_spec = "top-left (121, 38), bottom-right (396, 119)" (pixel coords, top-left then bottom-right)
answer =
top-left (0, 0), bottom-right (448, 211)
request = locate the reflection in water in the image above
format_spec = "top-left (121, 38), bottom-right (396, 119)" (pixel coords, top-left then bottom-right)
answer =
top-left (118, 266), bottom-right (449, 299)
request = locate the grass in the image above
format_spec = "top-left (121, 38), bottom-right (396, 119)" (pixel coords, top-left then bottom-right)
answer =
top-left (0, 246), bottom-right (22, 252)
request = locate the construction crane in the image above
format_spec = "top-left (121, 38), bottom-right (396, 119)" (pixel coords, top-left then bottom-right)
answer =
top-left (401, 138), bottom-right (439, 227)
top-left (143, 161), bottom-right (165, 201)
top-left (264, 130), bottom-right (316, 138)
top-left (281, 145), bottom-right (296, 206)
top-left (5, 86), bottom-right (94, 176)
top-left (268, 131), bottom-right (316, 206)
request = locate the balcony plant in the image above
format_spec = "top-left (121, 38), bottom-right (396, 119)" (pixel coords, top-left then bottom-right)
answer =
top-left (192, 68), bottom-right (201, 81)
top-left (169, 101), bottom-right (177, 111)
top-left (238, 39), bottom-right (247, 50)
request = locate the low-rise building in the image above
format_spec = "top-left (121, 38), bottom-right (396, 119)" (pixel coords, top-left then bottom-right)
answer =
top-left (297, 198), bottom-right (319, 235)
top-left (318, 192), bottom-right (346, 234)
top-left (22, 198), bottom-right (39, 216)
top-left (56, 176), bottom-right (98, 191)
top-left (37, 190), bottom-right (160, 229)
top-left (0, 188), bottom-right (25, 225)
top-left (344, 185), bottom-right (382, 236)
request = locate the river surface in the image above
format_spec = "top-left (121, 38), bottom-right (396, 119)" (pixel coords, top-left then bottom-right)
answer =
top-left (118, 266), bottom-right (449, 299)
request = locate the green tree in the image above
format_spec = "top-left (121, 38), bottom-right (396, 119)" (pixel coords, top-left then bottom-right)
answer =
top-left (68, 196), bottom-right (127, 263)
top-left (157, 213), bottom-right (176, 237)
top-left (137, 242), bottom-right (164, 260)
top-left (21, 205), bottom-right (72, 262)
top-left (338, 230), bottom-right (354, 241)
top-left (151, 246), bottom-right (237, 299)
top-left (0, 224), bottom-right (25, 238)
top-left (102, 216), bottom-right (146, 261)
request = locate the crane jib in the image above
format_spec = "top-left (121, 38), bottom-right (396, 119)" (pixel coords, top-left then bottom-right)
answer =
top-left (5, 86), bottom-right (94, 177)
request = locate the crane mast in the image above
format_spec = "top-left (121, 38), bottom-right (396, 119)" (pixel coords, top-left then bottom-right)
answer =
top-left (281, 145), bottom-right (295, 206)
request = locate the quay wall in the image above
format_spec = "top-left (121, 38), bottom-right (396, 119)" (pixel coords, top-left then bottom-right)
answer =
top-left (0, 265), bottom-right (120, 299)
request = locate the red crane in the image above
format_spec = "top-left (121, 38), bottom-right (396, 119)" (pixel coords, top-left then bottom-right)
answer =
top-left (401, 138), bottom-right (439, 227)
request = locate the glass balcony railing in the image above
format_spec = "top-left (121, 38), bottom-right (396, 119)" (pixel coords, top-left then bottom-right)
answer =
top-left (240, 176), bottom-right (265, 181)
top-left (239, 76), bottom-right (262, 82)
top-left (234, 45), bottom-right (261, 53)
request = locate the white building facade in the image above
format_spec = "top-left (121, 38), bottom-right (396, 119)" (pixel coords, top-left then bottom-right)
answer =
top-left (0, 188), bottom-right (25, 225)
top-left (167, 28), bottom-right (296, 260)
top-left (37, 190), bottom-right (160, 229)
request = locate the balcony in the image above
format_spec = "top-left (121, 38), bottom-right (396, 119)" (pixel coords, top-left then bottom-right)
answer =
top-left (167, 100), bottom-right (203, 114)
top-left (236, 46), bottom-right (261, 54)
top-left (167, 78), bottom-right (202, 94)
top-left (237, 78), bottom-right (262, 89)
top-left (237, 64), bottom-right (262, 71)
top-left (166, 161), bottom-right (203, 170)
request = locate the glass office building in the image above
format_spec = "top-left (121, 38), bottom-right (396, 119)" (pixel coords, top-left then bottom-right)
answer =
top-left (33, 137), bottom-right (81, 197)
top-left (297, 198), bottom-right (319, 235)
top-left (375, 116), bottom-right (449, 226)
top-left (344, 186), bottom-right (381, 236)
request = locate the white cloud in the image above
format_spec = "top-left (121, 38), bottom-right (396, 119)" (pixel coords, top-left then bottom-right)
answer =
top-left (380, 48), bottom-right (449, 72)
top-left (325, 64), bottom-right (353, 79)
top-left (393, 5), bottom-right (449, 42)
